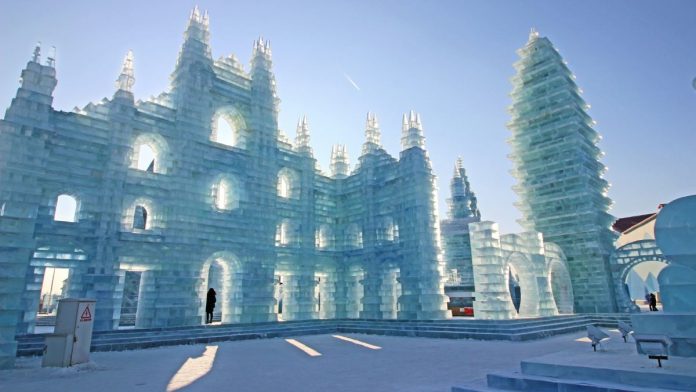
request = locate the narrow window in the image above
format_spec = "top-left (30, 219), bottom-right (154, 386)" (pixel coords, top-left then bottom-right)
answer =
top-left (133, 205), bottom-right (148, 230)
top-left (278, 175), bottom-right (291, 198)
top-left (215, 180), bottom-right (229, 210)
top-left (54, 194), bottom-right (78, 222)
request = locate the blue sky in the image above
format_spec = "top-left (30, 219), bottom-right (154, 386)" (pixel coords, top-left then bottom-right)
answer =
top-left (1, 1), bottom-right (695, 232)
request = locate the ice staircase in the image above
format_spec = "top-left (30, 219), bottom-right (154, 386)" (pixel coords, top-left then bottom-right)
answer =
top-left (452, 329), bottom-right (696, 392)
top-left (452, 360), bottom-right (696, 392)
top-left (15, 314), bottom-right (629, 357)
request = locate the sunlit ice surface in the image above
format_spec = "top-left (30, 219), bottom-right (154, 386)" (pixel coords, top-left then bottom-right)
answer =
top-left (166, 345), bottom-right (219, 391)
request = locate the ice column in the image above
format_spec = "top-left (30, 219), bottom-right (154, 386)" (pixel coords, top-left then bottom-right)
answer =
top-left (469, 221), bottom-right (516, 319)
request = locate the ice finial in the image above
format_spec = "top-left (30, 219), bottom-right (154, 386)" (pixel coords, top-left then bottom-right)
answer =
top-left (401, 110), bottom-right (425, 150)
top-left (202, 10), bottom-right (209, 27)
top-left (453, 157), bottom-right (464, 177)
top-left (529, 27), bottom-right (540, 42)
top-left (253, 36), bottom-right (272, 58)
top-left (447, 157), bottom-right (481, 219)
top-left (46, 46), bottom-right (56, 68)
top-left (192, 5), bottom-right (201, 22)
top-left (330, 144), bottom-right (350, 179)
top-left (32, 42), bottom-right (41, 63)
top-left (362, 112), bottom-right (382, 154)
top-left (295, 115), bottom-right (312, 155)
top-left (116, 50), bottom-right (135, 92)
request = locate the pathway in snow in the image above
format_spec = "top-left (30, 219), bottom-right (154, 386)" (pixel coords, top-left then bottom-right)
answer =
top-left (1, 331), bottom-right (596, 392)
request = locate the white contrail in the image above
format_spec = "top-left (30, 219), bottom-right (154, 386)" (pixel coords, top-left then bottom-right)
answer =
top-left (343, 73), bottom-right (361, 91)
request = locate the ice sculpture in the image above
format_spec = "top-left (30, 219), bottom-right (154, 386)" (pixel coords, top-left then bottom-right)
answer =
top-left (469, 221), bottom-right (573, 319)
top-left (0, 8), bottom-right (450, 367)
top-left (507, 29), bottom-right (617, 312)
top-left (632, 195), bottom-right (696, 357)
top-left (441, 158), bottom-right (481, 287)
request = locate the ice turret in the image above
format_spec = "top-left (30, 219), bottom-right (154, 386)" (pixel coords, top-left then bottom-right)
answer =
top-left (447, 157), bottom-right (481, 220)
top-left (401, 110), bottom-right (425, 150)
top-left (508, 30), bottom-right (616, 312)
top-left (171, 6), bottom-right (213, 90)
top-left (330, 144), bottom-right (350, 179)
top-left (361, 112), bottom-right (382, 154)
top-left (4, 42), bottom-right (57, 120)
top-left (250, 36), bottom-right (279, 139)
top-left (116, 50), bottom-right (135, 93)
top-left (294, 115), bottom-right (312, 155)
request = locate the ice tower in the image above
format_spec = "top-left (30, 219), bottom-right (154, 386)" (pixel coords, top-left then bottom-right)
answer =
top-left (507, 29), bottom-right (617, 312)
top-left (441, 158), bottom-right (481, 287)
top-left (0, 8), bottom-right (448, 367)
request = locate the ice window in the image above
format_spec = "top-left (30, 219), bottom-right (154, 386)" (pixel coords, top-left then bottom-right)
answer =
top-left (54, 194), bottom-right (78, 222)
top-left (136, 144), bottom-right (156, 172)
top-left (215, 180), bottom-right (230, 210)
top-left (133, 205), bottom-right (148, 230)
top-left (213, 116), bottom-right (235, 146)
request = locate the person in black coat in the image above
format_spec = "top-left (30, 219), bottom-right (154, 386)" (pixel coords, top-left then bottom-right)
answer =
top-left (649, 293), bottom-right (658, 312)
top-left (206, 288), bottom-right (217, 324)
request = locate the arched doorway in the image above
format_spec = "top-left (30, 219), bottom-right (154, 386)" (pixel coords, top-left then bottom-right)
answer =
top-left (624, 260), bottom-right (666, 311)
top-left (545, 243), bottom-right (574, 314)
top-left (611, 240), bottom-right (668, 313)
top-left (26, 245), bottom-right (88, 333)
top-left (199, 252), bottom-right (242, 324)
top-left (505, 252), bottom-right (539, 318)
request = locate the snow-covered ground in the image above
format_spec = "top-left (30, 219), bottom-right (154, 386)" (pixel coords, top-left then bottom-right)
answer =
top-left (0, 331), bottom-right (630, 392)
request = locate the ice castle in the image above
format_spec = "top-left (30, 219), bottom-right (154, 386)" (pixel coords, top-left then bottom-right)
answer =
top-left (0, 7), bottom-right (449, 349)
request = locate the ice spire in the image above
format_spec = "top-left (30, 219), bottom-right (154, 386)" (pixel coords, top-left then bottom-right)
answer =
top-left (447, 157), bottom-right (480, 219)
top-left (32, 42), bottom-right (41, 63)
top-left (252, 36), bottom-right (272, 60)
top-left (361, 112), bottom-right (382, 154)
top-left (400, 110), bottom-right (425, 150)
top-left (528, 27), bottom-right (540, 42)
top-left (295, 115), bottom-right (312, 155)
top-left (116, 50), bottom-right (135, 92)
top-left (330, 144), bottom-right (350, 179)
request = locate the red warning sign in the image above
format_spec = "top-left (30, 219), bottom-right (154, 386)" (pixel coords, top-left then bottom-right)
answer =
top-left (80, 306), bottom-right (92, 322)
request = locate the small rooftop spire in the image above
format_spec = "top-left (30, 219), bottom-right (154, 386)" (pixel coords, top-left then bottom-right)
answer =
top-left (46, 46), bottom-right (56, 67)
top-left (116, 50), bottom-right (135, 92)
top-left (401, 110), bottom-right (425, 150)
top-left (32, 42), bottom-right (41, 63)
top-left (295, 115), bottom-right (312, 155)
top-left (362, 112), bottom-right (382, 154)
top-left (330, 144), bottom-right (350, 179)
top-left (529, 27), bottom-right (540, 42)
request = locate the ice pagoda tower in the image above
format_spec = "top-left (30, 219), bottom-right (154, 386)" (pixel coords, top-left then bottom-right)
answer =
top-left (441, 157), bottom-right (481, 287)
top-left (507, 29), bottom-right (617, 312)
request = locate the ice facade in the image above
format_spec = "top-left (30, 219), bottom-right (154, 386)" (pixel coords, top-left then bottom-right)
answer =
top-left (507, 29), bottom-right (617, 313)
top-left (0, 8), bottom-right (449, 367)
top-left (440, 158), bottom-right (480, 288)
top-left (468, 221), bottom-right (574, 319)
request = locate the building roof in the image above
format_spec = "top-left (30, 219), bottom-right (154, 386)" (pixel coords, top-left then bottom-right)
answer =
top-left (612, 213), bottom-right (656, 233)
